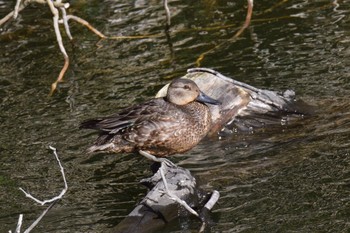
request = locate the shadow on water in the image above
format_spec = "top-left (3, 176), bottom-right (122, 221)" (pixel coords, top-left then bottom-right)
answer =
top-left (0, 0), bottom-right (349, 232)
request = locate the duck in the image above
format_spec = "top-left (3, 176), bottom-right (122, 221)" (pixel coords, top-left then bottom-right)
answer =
top-left (80, 78), bottom-right (220, 157)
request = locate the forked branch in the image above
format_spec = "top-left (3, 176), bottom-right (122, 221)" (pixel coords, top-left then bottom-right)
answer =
top-left (9, 146), bottom-right (67, 233)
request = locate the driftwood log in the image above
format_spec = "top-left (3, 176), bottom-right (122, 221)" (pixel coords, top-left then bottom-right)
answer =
top-left (111, 162), bottom-right (214, 233)
top-left (112, 68), bottom-right (306, 233)
top-left (157, 68), bottom-right (308, 134)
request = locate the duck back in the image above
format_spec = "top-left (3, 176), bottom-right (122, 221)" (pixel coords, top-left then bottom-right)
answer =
top-left (81, 98), bottom-right (212, 157)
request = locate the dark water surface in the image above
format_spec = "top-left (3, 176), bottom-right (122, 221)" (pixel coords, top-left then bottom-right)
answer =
top-left (1, 0), bottom-right (349, 232)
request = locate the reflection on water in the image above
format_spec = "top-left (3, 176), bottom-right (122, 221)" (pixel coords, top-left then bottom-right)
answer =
top-left (0, 0), bottom-right (349, 232)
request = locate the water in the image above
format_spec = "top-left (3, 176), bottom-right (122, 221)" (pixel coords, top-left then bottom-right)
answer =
top-left (1, 0), bottom-right (349, 232)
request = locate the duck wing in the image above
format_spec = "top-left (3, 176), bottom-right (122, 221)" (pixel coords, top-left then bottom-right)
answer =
top-left (80, 98), bottom-right (170, 134)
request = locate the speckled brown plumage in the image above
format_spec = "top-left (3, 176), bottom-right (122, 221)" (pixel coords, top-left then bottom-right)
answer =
top-left (81, 79), bottom-right (220, 157)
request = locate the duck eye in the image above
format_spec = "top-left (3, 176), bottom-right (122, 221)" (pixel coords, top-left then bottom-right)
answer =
top-left (184, 85), bottom-right (191, 90)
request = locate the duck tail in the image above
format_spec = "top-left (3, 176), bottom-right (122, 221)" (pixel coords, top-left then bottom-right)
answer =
top-left (86, 133), bottom-right (116, 153)
top-left (86, 134), bottom-right (132, 154)
top-left (87, 143), bottom-right (117, 153)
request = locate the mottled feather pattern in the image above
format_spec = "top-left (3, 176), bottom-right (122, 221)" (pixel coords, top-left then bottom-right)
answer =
top-left (81, 79), bottom-right (219, 157)
top-left (82, 100), bottom-right (211, 156)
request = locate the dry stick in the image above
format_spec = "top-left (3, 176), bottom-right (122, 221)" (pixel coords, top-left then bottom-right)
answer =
top-left (263, 0), bottom-right (288, 13)
top-left (23, 201), bottom-right (57, 233)
top-left (233, 0), bottom-right (253, 38)
top-left (198, 190), bottom-right (220, 233)
top-left (19, 147), bottom-right (68, 205)
top-left (108, 34), bottom-right (163, 39)
top-left (139, 150), bottom-right (199, 218)
top-left (13, 146), bottom-right (67, 233)
top-left (32, 0), bottom-right (70, 8)
top-left (66, 15), bottom-right (161, 39)
top-left (68, 15), bottom-right (161, 40)
top-left (66, 15), bottom-right (106, 39)
top-left (0, 0), bottom-right (69, 26)
top-left (203, 190), bottom-right (220, 211)
top-left (1, 0), bottom-right (161, 95)
top-left (195, 0), bottom-right (254, 67)
top-left (14, 214), bottom-right (23, 233)
top-left (159, 163), bottom-right (199, 217)
top-left (47, 0), bottom-right (70, 96)
top-left (14, 0), bottom-right (22, 19)
top-left (164, 0), bottom-right (171, 26)
top-left (0, 11), bottom-right (15, 26)
top-left (65, 15), bottom-right (163, 40)
top-left (0, 2), bottom-right (26, 26)
top-left (60, 7), bottom-right (73, 40)
top-left (0, 0), bottom-right (71, 96)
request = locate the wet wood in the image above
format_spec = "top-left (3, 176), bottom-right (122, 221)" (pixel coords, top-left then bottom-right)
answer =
top-left (110, 162), bottom-right (208, 233)
top-left (113, 68), bottom-right (308, 232)
top-left (157, 68), bottom-right (308, 133)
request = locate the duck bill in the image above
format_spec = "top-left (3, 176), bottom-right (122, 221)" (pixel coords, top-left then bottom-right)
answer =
top-left (196, 91), bottom-right (221, 105)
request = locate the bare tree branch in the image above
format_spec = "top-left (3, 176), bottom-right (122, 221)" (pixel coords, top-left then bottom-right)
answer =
top-left (60, 7), bottom-right (72, 40)
top-left (23, 201), bottom-right (57, 233)
top-left (10, 146), bottom-right (67, 233)
top-left (14, 214), bottom-right (23, 233)
top-left (19, 146), bottom-right (68, 205)
top-left (164, 0), bottom-right (171, 26)
top-left (46, 0), bottom-right (70, 96)
top-left (0, 0), bottom-right (69, 26)
top-left (0, 0), bottom-right (165, 94)
top-left (65, 15), bottom-right (106, 39)
top-left (14, 0), bottom-right (22, 19)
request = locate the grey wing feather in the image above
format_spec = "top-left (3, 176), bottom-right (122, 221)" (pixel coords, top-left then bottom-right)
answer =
top-left (80, 99), bottom-right (168, 134)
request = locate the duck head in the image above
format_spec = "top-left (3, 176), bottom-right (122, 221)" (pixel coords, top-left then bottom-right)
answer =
top-left (167, 79), bottom-right (221, 106)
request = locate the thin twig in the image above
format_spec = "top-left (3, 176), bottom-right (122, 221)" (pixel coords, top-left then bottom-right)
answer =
top-left (160, 163), bottom-right (199, 217)
top-left (11, 146), bottom-right (67, 233)
top-left (66, 15), bottom-right (106, 39)
top-left (0, 0), bottom-right (71, 95)
top-left (0, 11), bottom-right (15, 26)
top-left (108, 34), bottom-right (163, 39)
top-left (1, 0), bottom-right (163, 95)
top-left (49, 57), bottom-right (69, 96)
top-left (47, 0), bottom-right (70, 96)
top-left (0, 2), bottom-right (26, 26)
top-left (233, 0), bottom-right (253, 38)
top-left (15, 214), bottom-right (23, 233)
top-left (204, 190), bottom-right (220, 211)
top-left (198, 190), bottom-right (220, 233)
top-left (139, 150), bottom-right (199, 217)
top-left (60, 7), bottom-right (73, 40)
top-left (19, 146), bottom-right (68, 205)
top-left (14, 0), bottom-right (22, 19)
top-left (23, 201), bottom-right (57, 233)
top-left (164, 0), bottom-right (171, 26)
top-left (0, 0), bottom-right (69, 26)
